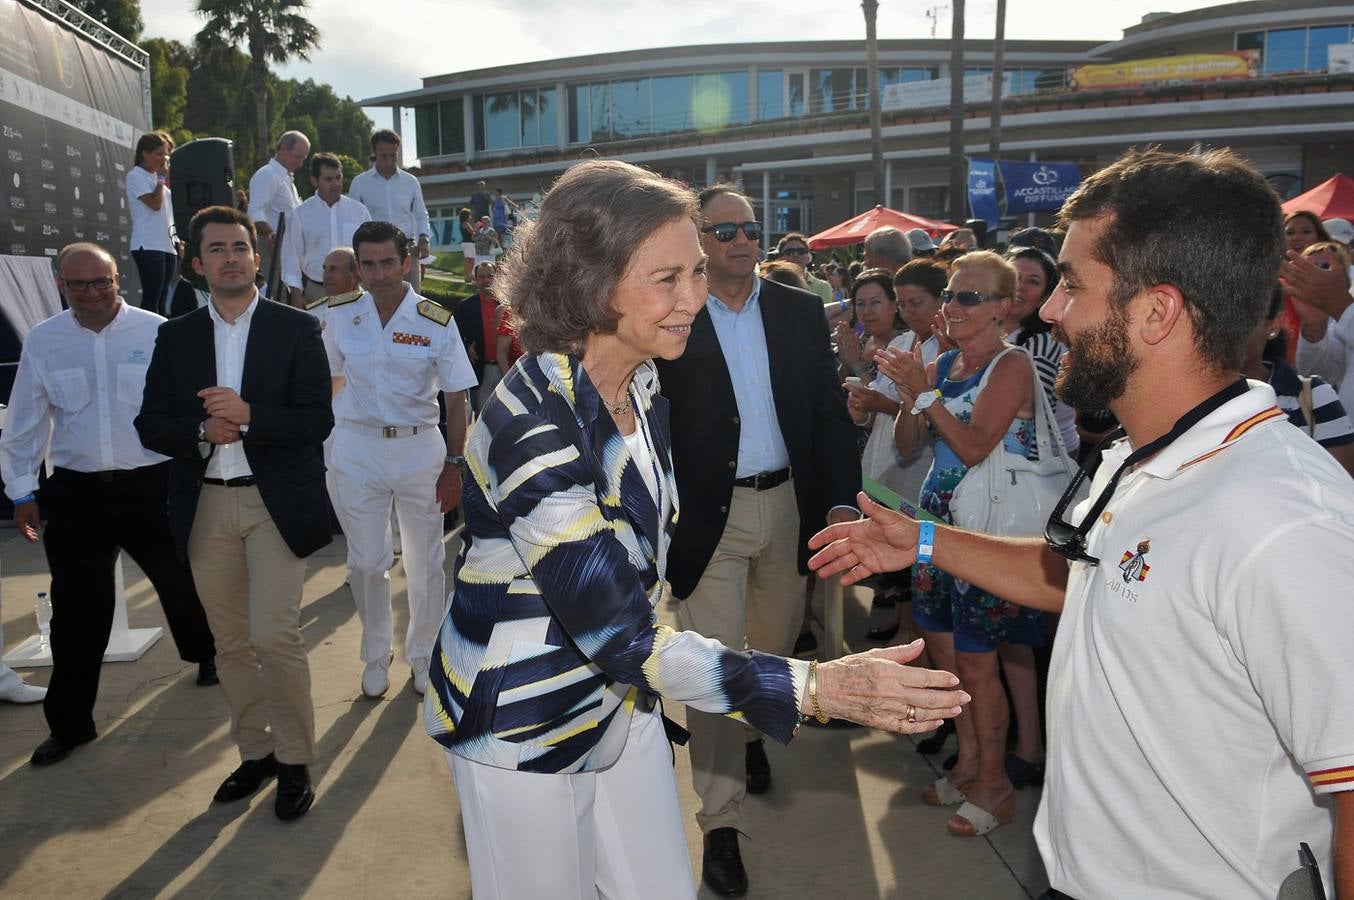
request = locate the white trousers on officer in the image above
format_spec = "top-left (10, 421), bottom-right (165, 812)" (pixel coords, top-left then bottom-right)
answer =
top-left (446, 707), bottom-right (696, 900)
top-left (331, 425), bottom-right (447, 665)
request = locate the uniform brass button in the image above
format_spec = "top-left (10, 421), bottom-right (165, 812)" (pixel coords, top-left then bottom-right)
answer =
top-left (1101, 511), bottom-right (1113, 524)
top-left (732, 416), bottom-right (740, 425)
top-left (719, 505), bottom-right (728, 513)
top-left (728, 461), bottom-right (736, 469)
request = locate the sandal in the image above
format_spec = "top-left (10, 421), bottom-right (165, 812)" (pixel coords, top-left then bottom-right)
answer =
top-left (921, 777), bottom-right (972, 807)
top-left (1005, 752), bottom-right (1045, 789)
top-left (946, 791), bottom-right (1016, 837)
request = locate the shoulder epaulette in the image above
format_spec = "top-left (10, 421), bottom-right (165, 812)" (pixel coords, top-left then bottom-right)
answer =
top-left (417, 299), bottom-right (452, 326)
top-left (304, 295), bottom-right (329, 310)
top-left (327, 290), bottom-right (362, 308)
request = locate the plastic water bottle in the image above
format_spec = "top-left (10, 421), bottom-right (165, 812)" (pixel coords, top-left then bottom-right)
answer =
top-left (35, 592), bottom-right (51, 653)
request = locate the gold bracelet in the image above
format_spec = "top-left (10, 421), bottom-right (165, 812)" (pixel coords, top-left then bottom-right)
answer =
top-left (809, 660), bottom-right (830, 724)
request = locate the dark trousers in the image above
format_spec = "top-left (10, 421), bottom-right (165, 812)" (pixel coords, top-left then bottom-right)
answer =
top-left (131, 249), bottom-right (178, 316)
top-left (41, 463), bottom-right (215, 741)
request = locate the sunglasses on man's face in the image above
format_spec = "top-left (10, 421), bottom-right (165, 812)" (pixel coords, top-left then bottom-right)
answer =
top-left (702, 221), bottom-right (763, 243)
top-left (940, 289), bottom-right (995, 306)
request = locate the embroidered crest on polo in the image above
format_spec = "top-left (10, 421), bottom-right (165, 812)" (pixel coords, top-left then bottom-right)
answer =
top-left (1119, 540), bottom-right (1151, 583)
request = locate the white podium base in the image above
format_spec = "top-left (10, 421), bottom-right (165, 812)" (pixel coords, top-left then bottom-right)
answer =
top-left (2, 626), bottom-right (163, 668)
top-left (2, 555), bottom-right (163, 668)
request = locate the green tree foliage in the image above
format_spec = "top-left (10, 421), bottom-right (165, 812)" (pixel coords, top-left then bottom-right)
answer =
top-left (195, 0), bottom-right (321, 164)
top-left (143, 38), bottom-right (191, 140)
top-left (68, 0), bottom-right (143, 42)
top-left (147, 39), bottom-right (372, 193)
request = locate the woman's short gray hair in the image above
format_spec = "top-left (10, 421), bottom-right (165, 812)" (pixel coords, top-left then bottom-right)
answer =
top-left (499, 160), bottom-right (699, 354)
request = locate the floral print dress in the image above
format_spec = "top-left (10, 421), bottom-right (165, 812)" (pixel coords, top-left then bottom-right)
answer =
top-left (911, 349), bottom-right (1045, 651)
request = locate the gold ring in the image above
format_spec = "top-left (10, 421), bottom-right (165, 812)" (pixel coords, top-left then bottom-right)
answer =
top-left (905, 704), bottom-right (917, 725)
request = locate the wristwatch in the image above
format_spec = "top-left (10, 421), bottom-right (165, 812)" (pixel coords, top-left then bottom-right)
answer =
top-left (910, 389), bottom-right (942, 416)
top-left (444, 454), bottom-right (466, 467)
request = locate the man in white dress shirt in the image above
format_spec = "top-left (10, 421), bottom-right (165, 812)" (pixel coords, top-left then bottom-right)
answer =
top-left (247, 130), bottom-right (309, 289)
top-left (0, 243), bottom-right (216, 766)
top-left (281, 152), bottom-right (370, 309)
top-left (322, 221), bottom-right (476, 698)
top-left (348, 129), bottom-right (431, 292)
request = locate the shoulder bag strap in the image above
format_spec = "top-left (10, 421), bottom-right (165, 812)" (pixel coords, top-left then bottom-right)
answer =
top-left (1299, 375), bottom-right (1315, 437)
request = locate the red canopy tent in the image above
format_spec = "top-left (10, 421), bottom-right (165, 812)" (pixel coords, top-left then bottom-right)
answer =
top-left (1282, 174), bottom-right (1354, 221)
top-left (806, 205), bottom-right (958, 250)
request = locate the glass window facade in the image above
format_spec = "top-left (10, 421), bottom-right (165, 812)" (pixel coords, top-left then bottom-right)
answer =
top-left (788, 72), bottom-right (805, 116)
top-left (413, 97), bottom-right (465, 159)
top-left (1237, 25), bottom-right (1354, 75)
top-left (483, 92), bottom-right (520, 151)
top-left (653, 75), bottom-right (694, 133)
top-left (758, 69), bottom-right (784, 119)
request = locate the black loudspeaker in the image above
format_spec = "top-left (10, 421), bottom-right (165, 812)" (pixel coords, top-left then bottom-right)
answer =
top-left (170, 138), bottom-right (235, 241)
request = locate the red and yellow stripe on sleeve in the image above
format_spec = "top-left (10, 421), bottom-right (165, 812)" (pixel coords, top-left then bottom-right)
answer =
top-left (1309, 765), bottom-right (1354, 791)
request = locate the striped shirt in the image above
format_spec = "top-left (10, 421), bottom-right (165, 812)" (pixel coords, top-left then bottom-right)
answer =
top-left (1010, 327), bottom-right (1079, 454)
top-left (1267, 357), bottom-right (1354, 448)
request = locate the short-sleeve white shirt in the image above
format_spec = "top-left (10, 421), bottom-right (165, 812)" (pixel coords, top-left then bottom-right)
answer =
top-left (246, 158), bottom-right (300, 231)
top-left (1036, 380), bottom-right (1354, 899)
top-left (125, 165), bottom-right (175, 253)
top-left (322, 286), bottom-right (477, 428)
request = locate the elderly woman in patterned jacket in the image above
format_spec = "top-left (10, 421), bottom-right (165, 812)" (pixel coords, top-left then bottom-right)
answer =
top-left (423, 159), bottom-right (971, 900)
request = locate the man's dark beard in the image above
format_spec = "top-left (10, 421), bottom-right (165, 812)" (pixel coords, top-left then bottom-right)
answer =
top-left (1053, 307), bottom-right (1139, 412)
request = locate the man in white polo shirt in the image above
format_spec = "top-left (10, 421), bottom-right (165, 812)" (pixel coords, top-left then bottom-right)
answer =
top-left (809, 148), bottom-right (1353, 899)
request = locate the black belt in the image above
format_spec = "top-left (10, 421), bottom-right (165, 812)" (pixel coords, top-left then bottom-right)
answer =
top-left (733, 467), bottom-right (791, 491)
top-left (202, 476), bottom-right (258, 487)
top-left (54, 465), bottom-right (161, 484)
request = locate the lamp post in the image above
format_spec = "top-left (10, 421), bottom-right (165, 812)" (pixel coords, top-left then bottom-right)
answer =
top-left (863, 0), bottom-right (885, 210)
top-left (989, 0), bottom-right (1007, 163)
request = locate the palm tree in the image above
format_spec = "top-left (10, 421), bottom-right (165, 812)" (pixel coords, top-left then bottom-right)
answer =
top-left (195, 0), bottom-right (320, 164)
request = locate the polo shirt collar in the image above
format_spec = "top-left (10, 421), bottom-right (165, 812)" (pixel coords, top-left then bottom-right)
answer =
top-left (1125, 380), bottom-right (1285, 480)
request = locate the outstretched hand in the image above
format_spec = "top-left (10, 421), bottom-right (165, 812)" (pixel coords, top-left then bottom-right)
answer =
top-left (812, 638), bottom-right (970, 733)
top-left (808, 491), bottom-right (921, 584)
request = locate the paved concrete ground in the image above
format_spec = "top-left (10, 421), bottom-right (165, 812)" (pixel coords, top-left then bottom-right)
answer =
top-left (0, 529), bottom-right (1050, 899)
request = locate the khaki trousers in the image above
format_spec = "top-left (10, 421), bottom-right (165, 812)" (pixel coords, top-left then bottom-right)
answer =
top-left (188, 484), bottom-right (315, 765)
top-left (676, 478), bottom-right (805, 833)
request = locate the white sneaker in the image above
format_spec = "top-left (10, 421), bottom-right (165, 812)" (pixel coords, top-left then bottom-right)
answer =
top-left (361, 654), bottom-right (391, 698)
top-left (0, 681), bottom-right (47, 704)
top-left (411, 658), bottom-right (429, 696)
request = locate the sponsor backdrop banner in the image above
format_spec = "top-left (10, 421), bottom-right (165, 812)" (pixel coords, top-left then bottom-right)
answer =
top-left (1068, 51), bottom-right (1259, 91)
top-left (967, 159), bottom-right (1000, 229)
top-left (998, 161), bottom-right (1082, 215)
top-left (0, 0), bottom-right (148, 294)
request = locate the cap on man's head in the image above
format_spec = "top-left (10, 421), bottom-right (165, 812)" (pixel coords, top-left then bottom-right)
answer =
top-left (905, 228), bottom-right (937, 253)
top-left (1323, 218), bottom-right (1354, 246)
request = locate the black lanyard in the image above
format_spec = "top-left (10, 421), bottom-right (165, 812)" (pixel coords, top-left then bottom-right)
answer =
top-left (1045, 378), bottom-right (1251, 564)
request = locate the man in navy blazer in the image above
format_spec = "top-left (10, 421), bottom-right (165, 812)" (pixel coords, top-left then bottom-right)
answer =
top-left (136, 205), bottom-right (333, 822)
top-left (655, 186), bottom-right (860, 896)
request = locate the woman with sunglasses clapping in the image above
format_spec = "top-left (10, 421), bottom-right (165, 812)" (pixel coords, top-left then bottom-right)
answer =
top-left (875, 250), bottom-right (1042, 838)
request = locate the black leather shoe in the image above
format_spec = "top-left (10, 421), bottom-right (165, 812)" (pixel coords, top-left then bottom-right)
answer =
top-left (916, 718), bottom-right (955, 755)
top-left (213, 754), bottom-right (278, 803)
top-left (274, 762), bottom-right (314, 821)
top-left (196, 660), bottom-right (219, 686)
top-left (745, 739), bottom-right (770, 795)
top-left (792, 631), bottom-right (817, 658)
top-left (703, 827), bottom-right (748, 896)
top-left (30, 734), bottom-right (94, 767)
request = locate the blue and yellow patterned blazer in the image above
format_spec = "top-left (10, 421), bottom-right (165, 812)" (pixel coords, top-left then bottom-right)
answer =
top-left (425, 352), bottom-right (808, 774)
